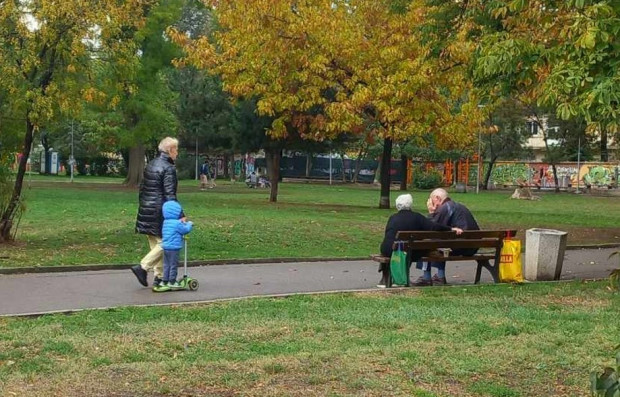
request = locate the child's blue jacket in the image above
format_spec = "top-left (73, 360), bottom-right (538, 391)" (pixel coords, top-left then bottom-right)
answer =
top-left (161, 201), bottom-right (193, 250)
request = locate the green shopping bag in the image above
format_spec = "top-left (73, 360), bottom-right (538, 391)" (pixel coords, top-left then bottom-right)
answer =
top-left (390, 241), bottom-right (409, 286)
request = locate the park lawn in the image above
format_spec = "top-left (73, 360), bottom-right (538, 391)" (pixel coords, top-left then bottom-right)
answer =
top-left (0, 281), bottom-right (618, 396)
top-left (0, 178), bottom-right (619, 268)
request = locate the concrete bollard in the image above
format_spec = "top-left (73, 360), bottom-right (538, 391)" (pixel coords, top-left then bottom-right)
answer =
top-left (455, 182), bottom-right (467, 193)
top-left (524, 228), bottom-right (568, 281)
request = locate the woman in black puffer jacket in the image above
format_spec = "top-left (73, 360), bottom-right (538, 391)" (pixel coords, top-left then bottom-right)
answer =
top-left (132, 137), bottom-right (183, 289)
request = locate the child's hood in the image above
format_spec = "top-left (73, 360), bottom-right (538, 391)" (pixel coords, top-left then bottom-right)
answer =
top-left (162, 200), bottom-right (183, 219)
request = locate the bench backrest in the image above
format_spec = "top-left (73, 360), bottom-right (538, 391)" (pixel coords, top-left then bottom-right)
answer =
top-left (394, 230), bottom-right (516, 252)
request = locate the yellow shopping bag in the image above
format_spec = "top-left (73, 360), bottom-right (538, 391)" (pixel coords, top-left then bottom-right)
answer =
top-left (499, 238), bottom-right (524, 283)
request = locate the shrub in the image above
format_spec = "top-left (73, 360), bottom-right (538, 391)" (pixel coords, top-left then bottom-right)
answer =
top-left (412, 167), bottom-right (443, 190)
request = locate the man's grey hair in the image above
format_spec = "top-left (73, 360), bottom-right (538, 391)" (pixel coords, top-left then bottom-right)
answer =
top-left (431, 188), bottom-right (449, 202)
top-left (395, 194), bottom-right (413, 211)
top-left (158, 137), bottom-right (179, 153)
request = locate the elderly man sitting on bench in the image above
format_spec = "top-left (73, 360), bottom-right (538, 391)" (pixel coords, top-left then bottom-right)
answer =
top-left (413, 188), bottom-right (480, 287)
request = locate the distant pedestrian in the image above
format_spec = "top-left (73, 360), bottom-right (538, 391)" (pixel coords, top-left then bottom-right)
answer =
top-left (132, 137), bottom-right (184, 290)
top-left (209, 162), bottom-right (217, 188)
top-left (199, 159), bottom-right (210, 190)
top-left (153, 200), bottom-right (193, 292)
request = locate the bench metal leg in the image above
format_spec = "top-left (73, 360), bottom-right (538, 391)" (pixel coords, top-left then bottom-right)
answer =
top-left (379, 262), bottom-right (392, 288)
top-left (475, 261), bottom-right (483, 284)
top-left (475, 260), bottom-right (500, 284)
top-left (487, 260), bottom-right (500, 283)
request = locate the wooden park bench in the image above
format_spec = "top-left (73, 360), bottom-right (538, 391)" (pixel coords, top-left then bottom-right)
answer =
top-left (371, 230), bottom-right (517, 287)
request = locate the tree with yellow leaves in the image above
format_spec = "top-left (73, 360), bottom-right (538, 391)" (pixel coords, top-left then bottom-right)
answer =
top-left (0, 0), bottom-right (155, 241)
top-left (171, 0), bottom-right (484, 206)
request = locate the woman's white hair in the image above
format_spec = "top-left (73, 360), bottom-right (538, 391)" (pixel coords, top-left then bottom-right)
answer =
top-left (158, 137), bottom-right (179, 153)
top-left (395, 194), bottom-right (413, 211)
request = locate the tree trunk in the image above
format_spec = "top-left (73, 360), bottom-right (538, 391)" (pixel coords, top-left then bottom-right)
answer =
top-left (41, 137), bottom-right (50, 175)
top-left (265, 148), bottom-right (281, 202)
top-left (223, 152), bottom-right (230, 179)
top-left (379, 138), bottom-right (392, 209)
top-left (534, 115), bottom-right (561, 193)
top-left (400, 154), bottom-right (407, 190)
top-left (353, 160), bottom-right (361, 183)
top-left (483, 156), bottom-right (498, 190)
top-left (551, 163), bottom-right (560, 193)
top-left (541, 137), bottom-right (560, 193)
top-left (352, 144), bottom-right (367, 183)
top-left (123, 144), bottom-right (146, 187)
top-left (0, 119), bottom-right (34, 242)
top-left (229, 151), bottom-right (235, 181)
top-left (374, 155), bottom-right (381, 185)
top-left (341, 153), bottom-right (347, 182)
top-left (305, 153), bottom-right (312, 177)
top-left (600, 130), bottom-right (608, 162)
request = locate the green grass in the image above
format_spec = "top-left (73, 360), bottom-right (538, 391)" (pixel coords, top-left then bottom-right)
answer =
top-left (0, 281), bottom-right (618, 396)
top-left (1, 177), bottom-right (619, 268)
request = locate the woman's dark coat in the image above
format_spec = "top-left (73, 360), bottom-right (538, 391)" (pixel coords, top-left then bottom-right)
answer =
top-left (135, 152), bottom-right (180, 237)
top-left (380, 210), bottom-right (451, 257)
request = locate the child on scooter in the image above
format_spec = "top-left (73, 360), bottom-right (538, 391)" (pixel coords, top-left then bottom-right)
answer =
top-left (155, 200), bottom-right (193, 292)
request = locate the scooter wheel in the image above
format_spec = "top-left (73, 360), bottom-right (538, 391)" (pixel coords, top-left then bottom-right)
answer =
top-left (188, 279), bottom-right (199, 291)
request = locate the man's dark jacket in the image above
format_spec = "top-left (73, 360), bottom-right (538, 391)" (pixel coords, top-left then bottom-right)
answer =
top-left (380, 210), bottom-right (451, 257)
top-left (430, 198), bottom-right (479, 257)
top-left (431, 198), bottom-right (479, 231)
top-left (135, 152), bottom-right (180, 237)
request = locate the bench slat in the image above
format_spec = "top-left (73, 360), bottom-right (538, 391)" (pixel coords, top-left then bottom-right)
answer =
top-left (407, 239), bottom-right (502, 250)
top-left (370, 254), bottom-right (390, 264)
top-left (371, 254), bottom-right (497, 263)
top-left (396, 230), bottom-right (516, 240)
top-left (396, 231), bottom-right (457, 240)
top-left (456, 230), bottom-right (515, 239)
top-left (420, 255), bottom-right (496, 262)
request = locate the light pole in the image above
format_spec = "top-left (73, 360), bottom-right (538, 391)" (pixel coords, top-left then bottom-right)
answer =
top-left (69, 120), bottom-right (74, 183)
top-left (476, 128), bottom-right (481, 194)
top-left (329, 152), bottom-right (333, 185)
top-left (576, 135), bottom-right (581, 193)
top-left (476, 104), bottom-right (486, 194)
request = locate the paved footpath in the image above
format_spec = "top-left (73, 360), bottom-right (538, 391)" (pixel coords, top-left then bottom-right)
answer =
top-left (0, 247), bottom-right (617, 317)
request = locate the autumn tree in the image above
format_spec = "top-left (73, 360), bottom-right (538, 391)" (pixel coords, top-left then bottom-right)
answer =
top-left (0, 0), bottom-right (153, 242)
top-left (473, 0), bottom-right (620, 161)
top-left (171, 0), bottom-right (483, 207)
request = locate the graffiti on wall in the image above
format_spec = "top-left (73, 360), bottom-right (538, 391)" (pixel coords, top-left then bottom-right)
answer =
top-left (490, 162), bottom-right (618, 189)
top-left (420, 160), bottom-right (618, 189)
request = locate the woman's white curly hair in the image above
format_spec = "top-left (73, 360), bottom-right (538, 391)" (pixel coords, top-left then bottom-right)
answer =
top-left (395, 194), bottom-right (413, 211)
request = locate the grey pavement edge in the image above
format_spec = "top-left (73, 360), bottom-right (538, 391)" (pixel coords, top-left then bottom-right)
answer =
top-left (0, 247), bottom-right (617, 317)
top-left (1, 243), bottom-right (618, 276)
